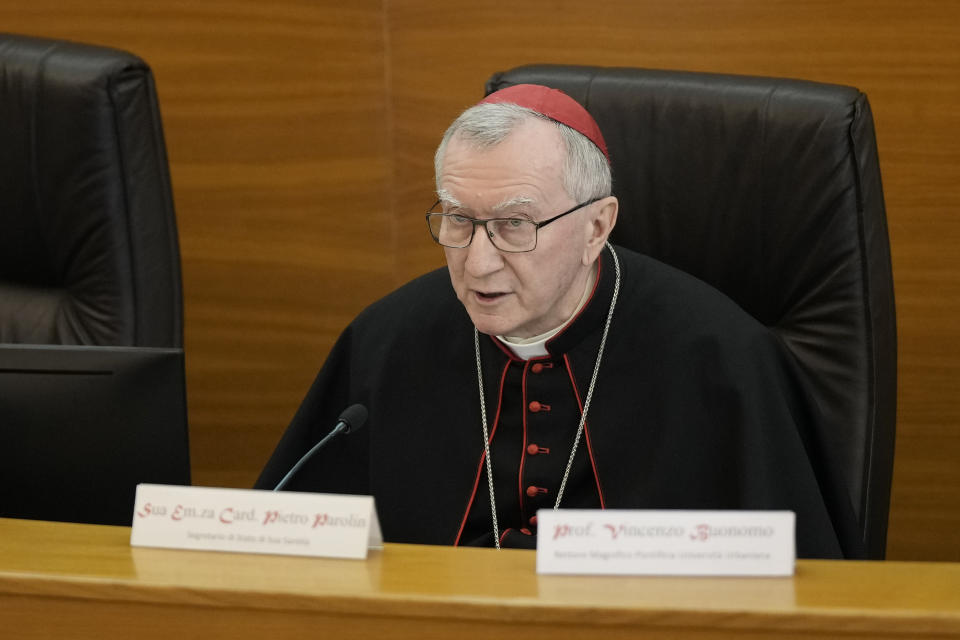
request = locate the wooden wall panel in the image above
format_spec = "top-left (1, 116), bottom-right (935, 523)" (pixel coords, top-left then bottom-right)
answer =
top-left (0, 1), bottom-right (395, 489)
top-left (385, 1), bottom-right (960, 561)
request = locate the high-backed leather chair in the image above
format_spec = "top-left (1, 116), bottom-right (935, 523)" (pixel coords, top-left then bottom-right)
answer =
top-left (0, 33), bottom-right (182, 347)
top-left (0, 34), bottom-right (189, 525)
top-left (487, 65), bottom-right (896, 559)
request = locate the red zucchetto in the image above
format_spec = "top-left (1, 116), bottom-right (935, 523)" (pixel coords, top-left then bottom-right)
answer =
top-left (479, 83), bottom-right (609, 161)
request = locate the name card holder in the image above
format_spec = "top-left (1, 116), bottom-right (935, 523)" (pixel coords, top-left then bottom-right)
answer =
top-left (130, 484), bottom-right (382, 559)
top-left (537, 509), bottom-right (795, 576)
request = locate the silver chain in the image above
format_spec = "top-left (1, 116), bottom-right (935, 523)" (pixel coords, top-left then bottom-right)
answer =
top-left (474, 324), bottom-right (499, 546)
top-left (474, 242), bottom-right (621, 549)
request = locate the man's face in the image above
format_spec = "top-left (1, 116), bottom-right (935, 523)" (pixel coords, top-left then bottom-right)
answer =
top-left (438, 118), bottom-right (597, 338)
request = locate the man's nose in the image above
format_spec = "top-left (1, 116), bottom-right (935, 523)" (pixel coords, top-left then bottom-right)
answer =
top-left (464, 224), bottom-right (504, 276)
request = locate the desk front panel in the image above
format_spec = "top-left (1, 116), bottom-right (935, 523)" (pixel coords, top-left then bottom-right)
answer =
top-left (2, 518), bottom-right (959, 639)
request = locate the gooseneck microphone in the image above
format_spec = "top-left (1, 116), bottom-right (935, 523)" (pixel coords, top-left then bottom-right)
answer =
top-left (272, 403), bottom-right (368, 491)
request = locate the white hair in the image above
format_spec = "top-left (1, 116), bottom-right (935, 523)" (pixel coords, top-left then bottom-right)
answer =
top-left (434, 102), bottom-right (612, 202)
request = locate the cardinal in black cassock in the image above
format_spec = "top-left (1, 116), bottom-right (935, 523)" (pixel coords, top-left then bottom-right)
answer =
top-left (256, 84), bottom-right (862, 559)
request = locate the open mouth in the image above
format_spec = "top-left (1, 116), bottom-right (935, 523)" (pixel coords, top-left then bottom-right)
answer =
top-left (476, 291), bottom-right (507, 301)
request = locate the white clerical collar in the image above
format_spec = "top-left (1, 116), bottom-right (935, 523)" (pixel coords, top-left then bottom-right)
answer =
top-left (496, 261), bottom-right (598, 360)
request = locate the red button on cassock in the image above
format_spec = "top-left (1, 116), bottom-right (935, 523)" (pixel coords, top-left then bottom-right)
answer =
top-left (526, 485), bottom-right (542, 498)
top-left (520, 528), bottom-right (532, 535)
top-left (528, 401), bottom-right (542, 412)
top-left (531, 363), bottom-right (544, 374)
top-left (529, 515), bottom-right (538, 526)
top-left (526, 443), bottom-right (540, 455)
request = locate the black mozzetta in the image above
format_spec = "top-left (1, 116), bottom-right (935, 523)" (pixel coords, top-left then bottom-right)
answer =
top-left (257, 245), bottom-right (860, 559)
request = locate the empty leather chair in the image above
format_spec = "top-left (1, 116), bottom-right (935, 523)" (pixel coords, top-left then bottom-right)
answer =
top-left (0, 33), bottom-right (189, 525)
top-left (0, 33), bottom-right (182, 347)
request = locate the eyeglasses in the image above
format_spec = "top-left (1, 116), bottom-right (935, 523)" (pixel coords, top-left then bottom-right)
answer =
top-left (425, 198), bottom-right (601, 253)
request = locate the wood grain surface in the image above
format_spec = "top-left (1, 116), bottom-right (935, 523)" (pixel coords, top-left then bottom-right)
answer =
top-left (2, 518), bottom-right (960, 639)
top-left (1, 0), bottom-right (957, 561)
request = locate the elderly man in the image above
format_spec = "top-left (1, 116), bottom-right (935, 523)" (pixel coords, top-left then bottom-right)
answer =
top-left (256, 85), bottom-right (860, 558)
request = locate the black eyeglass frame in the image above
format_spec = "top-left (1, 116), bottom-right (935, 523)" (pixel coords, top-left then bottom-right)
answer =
top-left (425, 197), bottom-right (602, 253)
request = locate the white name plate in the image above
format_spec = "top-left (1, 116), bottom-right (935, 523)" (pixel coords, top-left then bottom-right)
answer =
top-left (537, 509), bottom-right (795, 576)
top-left (130, 484), bottom-right (383, 559)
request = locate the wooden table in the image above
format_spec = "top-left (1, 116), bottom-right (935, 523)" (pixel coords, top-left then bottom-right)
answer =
top-left (1, 517), bottom-right (959, 639)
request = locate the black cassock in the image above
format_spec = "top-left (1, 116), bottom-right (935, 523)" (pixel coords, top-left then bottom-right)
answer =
top-left (256, 245), bottom-right (862, 559)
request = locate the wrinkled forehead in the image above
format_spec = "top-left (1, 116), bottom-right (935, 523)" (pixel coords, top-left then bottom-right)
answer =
top-left (438, 121), bottom-right (568, 209)
top-left (436, 189), bottom-right (535, 212)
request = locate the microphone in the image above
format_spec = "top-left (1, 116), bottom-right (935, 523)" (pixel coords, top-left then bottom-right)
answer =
top-left (272, 403), bottom-right (368, 491)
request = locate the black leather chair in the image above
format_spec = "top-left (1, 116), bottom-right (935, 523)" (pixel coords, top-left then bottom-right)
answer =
top-left (0, 34), bottom-right (189, 525)
top-left (487, 65), bottom-right (896, 559)
top-left (0, 33), bottom-right (182, 346)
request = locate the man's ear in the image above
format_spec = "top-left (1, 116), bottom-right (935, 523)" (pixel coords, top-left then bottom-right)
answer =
top-left (583, 196), bottom-right (618, 265)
